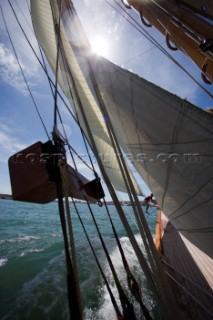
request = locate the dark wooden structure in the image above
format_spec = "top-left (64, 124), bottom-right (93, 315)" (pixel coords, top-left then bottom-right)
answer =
top-left (8, 141), bottom-right (105, 204)
top-left (8, 141), bottom-right (58, 203)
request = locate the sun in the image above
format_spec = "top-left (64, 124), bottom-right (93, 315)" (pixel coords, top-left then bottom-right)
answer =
top-left (91, 36), bottom-right (109, 56)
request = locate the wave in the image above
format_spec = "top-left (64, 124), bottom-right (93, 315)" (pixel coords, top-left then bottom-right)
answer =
top-left (2, 251), bottom-right (68, 320)
top-left (1, 232), bottom-right (154, 319)
top-left (0, 235), bottom-right (41, 244)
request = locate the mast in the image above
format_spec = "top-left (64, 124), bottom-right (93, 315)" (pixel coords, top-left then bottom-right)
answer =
top-left (124, 0), bottom-right (213, 84)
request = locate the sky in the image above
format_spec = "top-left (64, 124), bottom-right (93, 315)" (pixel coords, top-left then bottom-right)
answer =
top-left (0, 0), bottom-right (212, 199)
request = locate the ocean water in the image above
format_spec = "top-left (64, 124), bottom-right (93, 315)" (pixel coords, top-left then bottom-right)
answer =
top-left (0, 200), bottom-right (158, 320)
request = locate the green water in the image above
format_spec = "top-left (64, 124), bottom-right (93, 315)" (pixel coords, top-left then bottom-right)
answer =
top-left (0, 200), bottom-right (158, 319)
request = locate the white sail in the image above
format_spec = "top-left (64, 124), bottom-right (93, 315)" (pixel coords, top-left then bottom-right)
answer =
top-left (91, 56), bottom-right (213, 259)
top-left (31, 0), bottom-right (141, 195)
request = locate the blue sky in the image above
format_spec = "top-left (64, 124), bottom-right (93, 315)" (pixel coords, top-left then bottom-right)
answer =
top-left (0, 0), bottom-right (212, 198)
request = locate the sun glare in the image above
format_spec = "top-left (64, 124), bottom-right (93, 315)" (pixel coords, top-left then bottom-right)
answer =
top-left (91, 37), bottom-right (108, 56)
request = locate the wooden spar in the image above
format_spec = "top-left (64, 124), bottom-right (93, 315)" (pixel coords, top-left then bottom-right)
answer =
top-left (155, 0), bottom-right (213, 40)
top-left (127, 0), bottom-right (213, 83)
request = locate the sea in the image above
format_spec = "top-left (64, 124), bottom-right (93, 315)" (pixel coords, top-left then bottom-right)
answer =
top-left (0, 199), bottom-right (158, 320)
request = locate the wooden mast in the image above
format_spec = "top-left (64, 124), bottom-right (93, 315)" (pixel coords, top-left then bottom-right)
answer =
top-left (126, 0), bottom-right (213, 84)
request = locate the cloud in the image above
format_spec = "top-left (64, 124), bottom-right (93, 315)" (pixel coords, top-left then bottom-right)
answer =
top-left (0, 0), bottom-right (40, 95)
top-left (0, 122), bottom-right (27, 164)
top-left (0, 43), bottom-right (28, 94)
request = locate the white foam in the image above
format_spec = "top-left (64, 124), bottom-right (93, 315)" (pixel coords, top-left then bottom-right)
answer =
top-left (0, 235), bottom-right (41, 244)
top-left (16, 235), bottom-right (41, 242)
top-left (49, 232), bottom-right (61, 237)
top-left (0, 258), bottom-right (8, 267)
top-left (94, 234), bottom-right (148, 319)
top-left (18, 248), bottom-right (44, 257)
top-left (96, 285), bottom-right (118, 320)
